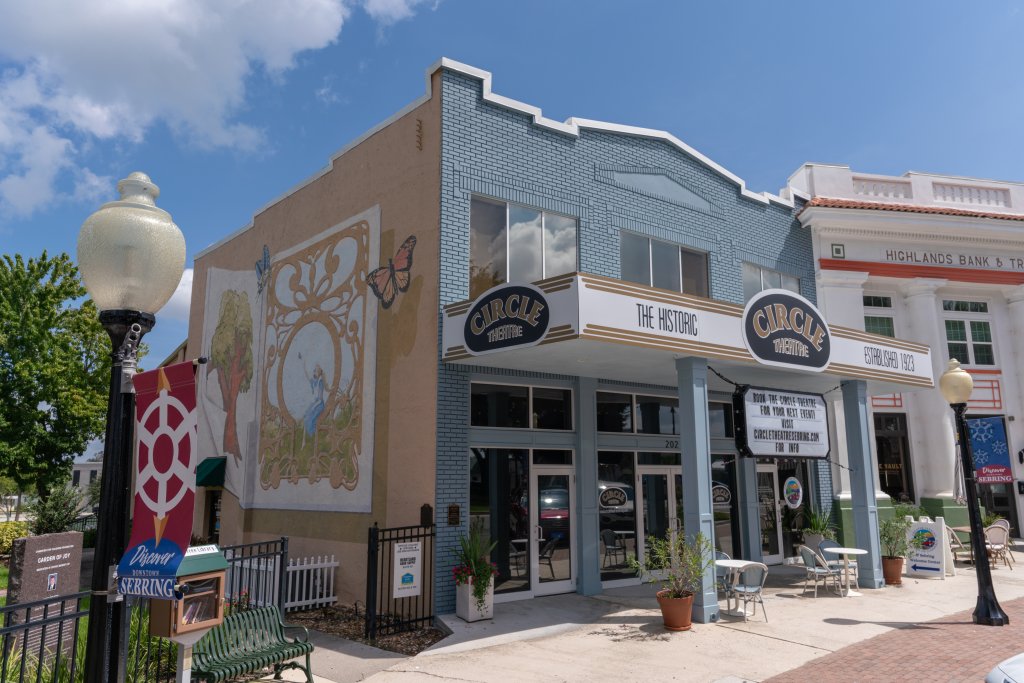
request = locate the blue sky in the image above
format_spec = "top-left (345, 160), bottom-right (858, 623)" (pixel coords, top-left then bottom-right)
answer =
top-left (2, 0), bottom-right (1023, 370)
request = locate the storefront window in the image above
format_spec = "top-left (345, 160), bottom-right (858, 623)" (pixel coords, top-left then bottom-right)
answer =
top-left (471, 384), bottom-right (529, 428)
top-left (532, 387), bottom-right (573, 430)
top-left (635, 395), bottom-right (679, 435)
top-left (710, 455), bottom-right (737, 558)
top-left (874, 413), bottom-right (914, 502)
top-left (533, 449), bottom-right (573, 466)
top-left (469, 448), bottom-right (530, 595)
top-left (708, 402), bottom-right (734, 438)
top-left (597, 452), bottom-right (637, 582)
top-left (596, 392), bottom-right (633, 432)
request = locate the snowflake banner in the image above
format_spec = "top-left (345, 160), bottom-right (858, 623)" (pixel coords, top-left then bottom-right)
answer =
top-left (967, 416), bottom-right (1012, 484)
top-left (117, 362), bottom-right (198, 598)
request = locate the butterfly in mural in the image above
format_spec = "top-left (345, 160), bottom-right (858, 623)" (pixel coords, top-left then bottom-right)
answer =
top-left (255, 245), bottom-right (270, 295)
top-left (367, 235), bottom-right (417, 309)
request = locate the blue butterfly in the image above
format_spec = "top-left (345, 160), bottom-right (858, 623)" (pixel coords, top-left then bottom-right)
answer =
top-left (255, 245), bottom-right (270, 294)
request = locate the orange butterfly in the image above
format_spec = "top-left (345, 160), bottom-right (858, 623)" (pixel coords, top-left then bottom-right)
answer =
top-left (367, 235), bottom-right (417, 309)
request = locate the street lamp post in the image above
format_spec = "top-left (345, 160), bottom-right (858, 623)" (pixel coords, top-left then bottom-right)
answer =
top-left (77, 172), bottom-right (186, 682)
top-left (939, 359), bottom-right (1009, 626)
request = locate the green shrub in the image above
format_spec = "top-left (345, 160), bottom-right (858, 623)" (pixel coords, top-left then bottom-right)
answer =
top-left (27, 483), bottom-right (82, 535)
top-left (0, 521), bottom-right (29, 554)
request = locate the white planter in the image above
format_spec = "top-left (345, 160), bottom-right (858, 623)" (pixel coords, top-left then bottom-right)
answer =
top-left (455, 576), bottom-right (494, 622)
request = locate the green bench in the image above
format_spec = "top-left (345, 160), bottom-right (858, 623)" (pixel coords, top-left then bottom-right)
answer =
top-left (192, 606), bottom-right (314, 682)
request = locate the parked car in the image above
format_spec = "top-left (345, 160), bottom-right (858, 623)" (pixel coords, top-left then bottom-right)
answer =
top-left (987, 653), bottom-right (1024, 683)
top-left (538, 488), bottom-right (570, 543)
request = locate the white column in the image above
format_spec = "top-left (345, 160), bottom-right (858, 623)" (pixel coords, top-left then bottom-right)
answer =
top-left (1004, 285), bottom-right (1024, 484)
top-left (900, 278), bottom-right (957, 499)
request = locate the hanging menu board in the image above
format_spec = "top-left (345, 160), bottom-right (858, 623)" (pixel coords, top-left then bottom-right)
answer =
top-left (734, 386), bottom-right (830, 459)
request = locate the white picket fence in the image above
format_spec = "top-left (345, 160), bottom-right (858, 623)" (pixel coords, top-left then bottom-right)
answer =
top-left (225, 554), bottom-right (338, 612)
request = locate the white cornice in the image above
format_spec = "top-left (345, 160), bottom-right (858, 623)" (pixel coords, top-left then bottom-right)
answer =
top-left (800, 206), bottom-right (1024, 249)
top-left (197, 57), bottom-right (800, 260)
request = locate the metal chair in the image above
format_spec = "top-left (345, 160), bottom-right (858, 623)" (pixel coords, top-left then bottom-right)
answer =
top-left (538, 537), bottom-right (558, 578)
top-left (798, 545), bottom-right (841, 598)
top-left (946, 525), bottom-right (973, 565)
top-left (729, 562), bottom-right (769, 622)
top-left (508, 542), bottom-right (526, 576)
top-left (985, 525), bottom-right (1013, 570)
top-left (991, 519), bottom-right (1016, 565)
top-left (601, 528), bottom-right (626, 568)
top-left (714, 550), bottom-right (732, 595)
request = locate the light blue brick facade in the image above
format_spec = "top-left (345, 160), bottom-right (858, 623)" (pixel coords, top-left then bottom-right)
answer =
top-left (434, 67), bottom-right (831, 611)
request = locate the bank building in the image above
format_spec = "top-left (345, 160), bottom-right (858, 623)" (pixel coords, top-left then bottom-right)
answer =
top-left (183, 59), bottom-right (996, 623)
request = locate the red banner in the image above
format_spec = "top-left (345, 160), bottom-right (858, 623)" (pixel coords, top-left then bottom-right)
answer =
top-left (117, 362), bottom-right (198, 598)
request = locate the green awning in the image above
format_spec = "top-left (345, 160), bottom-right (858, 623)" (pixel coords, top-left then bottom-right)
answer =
top-left (196, 457), bottom-right (226, 487)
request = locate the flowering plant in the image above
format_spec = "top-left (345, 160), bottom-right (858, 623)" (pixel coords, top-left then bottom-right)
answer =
top-left (453, 519), bottom-right (498, 612)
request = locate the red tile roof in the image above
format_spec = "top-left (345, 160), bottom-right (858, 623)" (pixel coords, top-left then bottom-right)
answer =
top-left (801, 196), bottom-right (1024, 222)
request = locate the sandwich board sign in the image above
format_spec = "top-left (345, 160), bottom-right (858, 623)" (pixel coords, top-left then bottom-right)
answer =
top-left (905, 516), bottom-right (952, 579)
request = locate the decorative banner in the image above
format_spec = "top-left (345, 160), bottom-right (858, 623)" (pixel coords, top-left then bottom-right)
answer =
top-left (783, 477), bottom-right (803, 509)
top-left (967, 416), bottom-right (1013, 484)
top-left (741, 289), bottom-right (831, 372)
top-left (463, 284), bottom-right (550, 355)
top-left (118, 362), bottom-right (198, 598)
top-left (392, 541), bottom-right (422, 598)
top-left (734, 386), bottom-right (830, 459)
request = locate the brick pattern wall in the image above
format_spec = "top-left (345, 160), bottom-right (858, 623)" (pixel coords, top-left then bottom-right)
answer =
top-left (434, 67), bottom-right (829, 610)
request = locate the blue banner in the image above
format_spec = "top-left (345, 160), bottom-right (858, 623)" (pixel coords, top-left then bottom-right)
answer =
top-left (967, 416), bottom-right (1013, 484)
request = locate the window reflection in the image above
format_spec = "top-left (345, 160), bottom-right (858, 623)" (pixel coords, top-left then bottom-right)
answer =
top-left (469, 448), bottom-right (530, 594)
top-left (509, 206), bottom-right (543, 283)
top-left (544, 213), bottom-right (577, 277)
top-left (596, 392), bottom-right (633, 432)
top-left (470, 198), bottom-right (507, 298)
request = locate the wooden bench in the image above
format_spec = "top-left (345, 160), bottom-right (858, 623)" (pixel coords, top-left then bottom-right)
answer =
top-left (192, 606), bottom-right (314, 682)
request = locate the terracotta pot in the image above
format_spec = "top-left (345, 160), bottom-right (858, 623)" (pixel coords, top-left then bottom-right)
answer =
top-left (455, 576), bottom-right (494, 622)
top-left (882, 557), bottom-right (904, 586)
top-left (656, 589), bottom-right (694, 631)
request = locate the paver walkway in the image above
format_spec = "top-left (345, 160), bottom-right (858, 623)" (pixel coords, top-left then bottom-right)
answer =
top-left (768, 596), bottom-right (1024, 683)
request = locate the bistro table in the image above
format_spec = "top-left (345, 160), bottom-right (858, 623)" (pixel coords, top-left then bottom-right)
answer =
top-left (715, 558), bottom-right (755, 616)
top-left (821, 546), bottom-right (867, 597)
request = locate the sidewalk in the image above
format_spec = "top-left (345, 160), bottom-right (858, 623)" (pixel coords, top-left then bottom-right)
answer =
top-left (278, 559), bottom-right (1024, 682)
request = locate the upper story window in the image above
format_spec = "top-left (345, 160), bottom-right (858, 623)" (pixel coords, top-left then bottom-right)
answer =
top-left (620, 232), bottom-right (709, 296)
top-left (863, 294), bottom-right (895, 338)
top-left (942, 299), bottom-right (994, 366)
top-left (742, 263), bottom-right (799, 300)
top-left (596, 391), bottom-right (680, 435)
top-left (469, 197), bottom-right (578, 299)
top-left (471, 382), bottom-right (573, 430)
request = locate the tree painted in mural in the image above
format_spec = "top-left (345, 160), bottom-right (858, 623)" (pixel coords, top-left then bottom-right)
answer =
top-left (209, 290), bottom-right (253, 460)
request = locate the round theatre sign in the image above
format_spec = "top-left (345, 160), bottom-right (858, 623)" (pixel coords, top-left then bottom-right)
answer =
top-left (464, 283), bottom-right (550, 355)
top-left (741, 289), bottom-right (831, 372)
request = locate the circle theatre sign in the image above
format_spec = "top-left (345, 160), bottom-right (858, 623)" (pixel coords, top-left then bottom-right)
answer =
top-left (741, 289), bottom-right (831, 372)
top-left (464, 283), bottom-right (550, 355)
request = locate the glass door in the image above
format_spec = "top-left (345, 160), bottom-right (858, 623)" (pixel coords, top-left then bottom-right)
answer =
top-left (638, 467), bottom-right (682, 567)
top-left (531, 468), bottom-right (575, 595)
top-left (756, 463), bottom-right (784, 564)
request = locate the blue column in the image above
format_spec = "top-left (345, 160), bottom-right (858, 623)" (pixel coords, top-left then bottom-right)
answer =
top-left (841, 380), bottom-right (884, 588)
top-left (676, 356), bottom-right (719, 623)
top-left (575, 377), bottom-right (601, 596)
top-left (736, 457), bottom-right (763, 562)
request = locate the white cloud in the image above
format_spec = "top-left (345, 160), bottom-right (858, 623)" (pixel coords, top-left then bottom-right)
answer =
top-left (0, 0), bottom-right (414, 218)
top-left (159, 267), bottom-right (193, 321)
top-left (362, 0), bottom-right (436, 25)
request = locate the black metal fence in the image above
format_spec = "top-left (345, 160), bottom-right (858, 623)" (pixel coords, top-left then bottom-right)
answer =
top-left (0, 538), bottom-right (290, 682)
top-left (365, 523), bottom-right (435, 640)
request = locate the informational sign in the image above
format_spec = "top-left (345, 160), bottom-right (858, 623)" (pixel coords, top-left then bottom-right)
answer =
top-left (734, 386), bottom-right (830, 459)
top-left (393, 541), bottom-right (422, 598)
top-left (463, 284), bottom-right (550, 355)
top-left (741, 289), bottom-right (831, 372)
top-left (118, 362), bottom-right (199, 598)
top-left (905, 516), bottom-right (950, 579)
top-left (9, 532), bottom-right (83, 605)
top-left (783, 477), bottom-right (803, 509)
top-left (967, 416), bottom-right (1013, 484)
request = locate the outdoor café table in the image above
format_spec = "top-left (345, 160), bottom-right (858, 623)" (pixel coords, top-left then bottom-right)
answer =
top-left (821, 546), bottom-right (867, 597)
top-left (715, 558), bottom-right (755, 616)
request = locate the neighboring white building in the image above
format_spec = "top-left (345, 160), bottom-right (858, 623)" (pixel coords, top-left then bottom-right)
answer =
top-left (72, 459), bottom-right (102, 497)
top-left (790, 164), bottom-right (1024, 533)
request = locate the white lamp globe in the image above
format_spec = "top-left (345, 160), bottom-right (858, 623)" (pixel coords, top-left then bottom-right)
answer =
top-left (77, 172), bottom-right (185, 315)
top-left (939, 359), bottom-right (974, 405)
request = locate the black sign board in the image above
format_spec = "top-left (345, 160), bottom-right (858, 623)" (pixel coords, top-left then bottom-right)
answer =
top-left (464, 284), bottom-right (550, 355)
top-left (741, 289), bottom-right (831, 372)
top-left (733, 385), bottom-right (830, 459)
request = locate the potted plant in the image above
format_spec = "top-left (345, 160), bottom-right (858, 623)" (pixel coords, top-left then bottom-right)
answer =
top-left (801, 509), bottom-right (837, 550)
top-left (879, 504), bottom-right (925, 586)
top-left (630, 531), bottom-right (714, 631)
top-left (453, 520), bottom-right (498, 622)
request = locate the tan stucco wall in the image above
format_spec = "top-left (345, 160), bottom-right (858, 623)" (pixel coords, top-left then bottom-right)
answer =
top-left (188, 72), bottom-right (442, 606)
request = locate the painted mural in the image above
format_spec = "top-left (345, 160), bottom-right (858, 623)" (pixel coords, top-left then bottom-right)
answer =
top-left (254, 208), bottom-right (379, 511)
top-left (198, 267), bottom-right (262, 499)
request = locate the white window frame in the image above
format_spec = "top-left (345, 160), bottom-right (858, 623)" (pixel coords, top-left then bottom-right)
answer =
top-left (942, 299), bottom-right (996, 367)
top-left (863, 293), bottom-right (896, 338)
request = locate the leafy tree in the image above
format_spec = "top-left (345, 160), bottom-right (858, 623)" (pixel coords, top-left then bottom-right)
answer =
top-left (209, 290), bottom-right (253, 459)
top-left (0, 252), bottom-right (110, 499)
top-left (27, 482), bottom-right (84, 534)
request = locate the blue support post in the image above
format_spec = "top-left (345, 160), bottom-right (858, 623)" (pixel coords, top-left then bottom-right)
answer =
top-left (676, 357), bottom-right (719, 623)
top-left (841, 380), bottom-right (884, 588)
top-left (575, 377), bottom-right (602, 595)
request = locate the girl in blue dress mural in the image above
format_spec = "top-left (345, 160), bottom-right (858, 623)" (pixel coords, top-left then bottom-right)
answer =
top-left (303, 363), bottom-right (326, 446)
